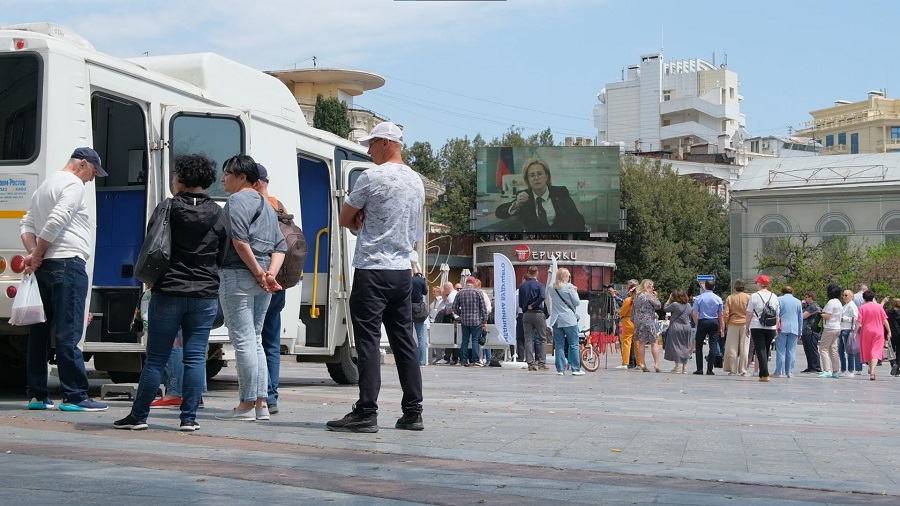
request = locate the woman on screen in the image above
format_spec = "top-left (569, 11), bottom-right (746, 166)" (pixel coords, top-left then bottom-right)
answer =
top-left (494, 158), bottom-right (585, 233)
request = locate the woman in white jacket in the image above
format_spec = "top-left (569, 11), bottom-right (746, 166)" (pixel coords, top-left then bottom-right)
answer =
top-left (548, 268), bottom-right (583, 375)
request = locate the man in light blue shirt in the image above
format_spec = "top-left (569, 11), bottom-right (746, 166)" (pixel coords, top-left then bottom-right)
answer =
top-left (775, 286), bottom-right (803, 377)
top-left (691, 279), bottom-right (724, 375)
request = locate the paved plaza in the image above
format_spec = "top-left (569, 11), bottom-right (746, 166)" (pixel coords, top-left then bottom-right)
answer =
top-left (1, 349), bottom-right (899, 505)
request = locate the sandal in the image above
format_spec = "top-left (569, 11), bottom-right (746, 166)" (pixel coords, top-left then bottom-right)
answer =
top-left (654, 365), bottom-right (660, 373)
top-left (641, 365), bottom-right (649, 372)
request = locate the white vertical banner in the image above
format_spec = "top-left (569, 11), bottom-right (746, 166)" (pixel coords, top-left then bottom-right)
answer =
top-left (493, 253), bottom-right (516, 344)
top-left (547, 255), bottom-right (558, 287)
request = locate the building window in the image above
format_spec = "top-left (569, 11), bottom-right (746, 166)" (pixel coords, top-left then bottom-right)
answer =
top-left (729, 87), bottom-right (735, 99)
top-left (825, 135), bottom-right (834, 147)
top-left (880, 213), bottom-right (900, 243)
top-left (838, 132), bottom-right (846, 145)
top-left (722, 120), bottom-right (728, 131)
top-left (891, 126), bottom-right (900, 139)
top-left (663, 89), bottom-right (672, 101)
top-left (757, 215), bottom-right (791, 256)
top-left (850, 133), bottom-right (859, 154)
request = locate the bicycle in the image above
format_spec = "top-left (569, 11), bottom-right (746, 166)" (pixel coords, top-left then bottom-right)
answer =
top-left (579, 329), bottom-right (601, 372)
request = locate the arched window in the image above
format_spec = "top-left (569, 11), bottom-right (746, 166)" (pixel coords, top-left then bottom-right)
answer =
top-left (756, 215), bottom-right (790, 255)
top-left (884, 216), bottom-right (900, 243)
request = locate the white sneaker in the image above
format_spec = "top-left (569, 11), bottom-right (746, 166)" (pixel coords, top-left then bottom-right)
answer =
top-left (571, 370), bottom-right (586, 376)
top-left (846, 372), bottom-right (855, 378)
top-left (435, 359), bottom-right (449, 365)
top-left (557, 371), bottom-right (564, 375)
top-left (614, 365), bottom-right (628, 369)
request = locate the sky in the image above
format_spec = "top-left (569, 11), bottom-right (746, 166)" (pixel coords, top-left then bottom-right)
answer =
top-left (6, 0), bottom-right (900, 150)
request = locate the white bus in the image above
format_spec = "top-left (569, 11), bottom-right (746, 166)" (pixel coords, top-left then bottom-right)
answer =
top-left (0, 23), bottom-right (378, 386)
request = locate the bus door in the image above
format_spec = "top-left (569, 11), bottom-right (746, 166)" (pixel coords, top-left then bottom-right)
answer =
top-left (337, 160), bottom-right (377, 345)
top-left (85, 93), bottom-right (151, 361)
top-left (161, 105), bottom-right (249, 341)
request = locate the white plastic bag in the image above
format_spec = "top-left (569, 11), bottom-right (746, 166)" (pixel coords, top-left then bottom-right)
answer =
top-left (9, 273), bottom-right (46, 326)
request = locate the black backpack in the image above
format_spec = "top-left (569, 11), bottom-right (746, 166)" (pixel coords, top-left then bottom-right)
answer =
top-left (755, 293), bottom-right (777, 327)
top-left (274, 201), bottom-right (308, 289)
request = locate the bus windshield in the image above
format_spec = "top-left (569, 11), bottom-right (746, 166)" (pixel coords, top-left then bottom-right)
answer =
top-left (0, 53), bottom-right (41, 163)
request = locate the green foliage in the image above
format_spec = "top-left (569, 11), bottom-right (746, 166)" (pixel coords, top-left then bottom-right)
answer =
top-left (615, 156), bottom-right (730, 295)
top-left (312, 94), bottom-right (351, 138)
top-left (753, 233), bottom-right (867, 301)
top-left (403, 141), bottom-right (441, 181)
top-left (860, 240), bottom-right (900, 297)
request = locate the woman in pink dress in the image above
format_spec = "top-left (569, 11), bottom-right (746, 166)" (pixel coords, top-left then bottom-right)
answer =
top-left (858, 290), bottom-right (891, 380)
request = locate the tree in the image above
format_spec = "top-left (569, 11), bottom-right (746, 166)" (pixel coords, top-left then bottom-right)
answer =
top-left (403, 141), bottom-right (441, 181)
top-left (753, 234), bottom-right (865, 301)
top-left (312, 94), bottom-right (351, 138)
top-left (616, 156), bottom-right (730, 295)
top-left (431, 135), bottom-right (484, 234)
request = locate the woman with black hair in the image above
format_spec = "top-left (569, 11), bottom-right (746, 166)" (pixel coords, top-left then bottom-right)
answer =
top-left (214, 154), bottom-right (286, 421)
top-left (817, 284), bottom-right (844, 378)
top-left (114, 153), bottom-right (228, 431)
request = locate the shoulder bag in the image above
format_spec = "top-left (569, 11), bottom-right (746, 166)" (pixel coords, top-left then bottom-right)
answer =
top-left (135, 199), bottom-right (172, 285)
top-left (554, 287), bottom-right (579, 322)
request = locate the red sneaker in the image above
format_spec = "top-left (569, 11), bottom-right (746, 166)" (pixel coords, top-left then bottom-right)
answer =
top-left (150, 397), bottom-right (182, 408)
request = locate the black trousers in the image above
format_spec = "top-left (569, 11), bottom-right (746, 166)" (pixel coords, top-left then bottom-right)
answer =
top-left (751, 328), bottom-right (776, 378)
top-left (349, 269), bottom-right (422, 416)
top-left (516, 313), bottom-right (525, 361)
top-left (695, 319), bottom-right (720, 372)
top-left (801, 331), bottom-right (822, 372)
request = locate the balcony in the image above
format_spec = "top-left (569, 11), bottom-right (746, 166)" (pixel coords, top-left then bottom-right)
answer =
top-left (877, 137), bottom-right (900, 152)
top-left (821, 144), bottom-right (850, 154)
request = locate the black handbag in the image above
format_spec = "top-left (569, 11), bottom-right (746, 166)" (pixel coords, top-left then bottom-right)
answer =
top-left (134, 199), bottom-right (172, 285)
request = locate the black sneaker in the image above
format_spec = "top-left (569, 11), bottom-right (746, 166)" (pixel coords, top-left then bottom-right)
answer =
top-left (395, 412), bottom-right (424, 431)
top-left (179, 420), bottom-right (200, 432)
top-left (326, 411), bottom-right (378, 433)
top-left (706, 370), bottom-right (715, 375)
top-left (113, 414), bottom-right (148, 431)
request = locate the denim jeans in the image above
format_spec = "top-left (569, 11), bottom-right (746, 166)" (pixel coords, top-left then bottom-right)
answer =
top-left (261, 289), bottom-right (286, 405)
top-left (459, 325), bottom-right (482, 365)
top-left (553, 325), bottom-right (581, 372)
top-left (839, 329), bottom-right (862, 372)
top-left (131, 293), bottom-right (217, 423)
top-left (27, 257), bottom-right (91, 403)
top-left (219, 268), bottom-right (271, 403)
top-left (414, 321), bottom-right (427, 366)
top-left (774, 332), bottom-right (798, 376)
top-left (163, 329), bottom-right (208, 397)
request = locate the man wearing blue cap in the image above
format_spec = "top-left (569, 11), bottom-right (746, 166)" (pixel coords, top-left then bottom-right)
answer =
top-left (19, 147), bottom-right (109, 412)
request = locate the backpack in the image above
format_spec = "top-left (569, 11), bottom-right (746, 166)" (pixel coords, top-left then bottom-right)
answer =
top-left (274, 200), bottom-right (308, 289)
top-left (755, 293), bottom-right (777, 327)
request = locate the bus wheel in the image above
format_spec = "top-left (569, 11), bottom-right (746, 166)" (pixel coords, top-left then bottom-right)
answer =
top-left (326, 341), bottom-right (359, 385)
top-left (206, 359), bottom-right (225, 379)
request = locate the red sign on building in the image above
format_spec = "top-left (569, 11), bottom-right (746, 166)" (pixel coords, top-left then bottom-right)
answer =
top-left (514, 244), bottom-right (531, 262)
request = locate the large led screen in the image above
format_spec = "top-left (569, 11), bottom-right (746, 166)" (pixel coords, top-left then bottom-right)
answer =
top-left (474, 146), bottom-right (620, 234)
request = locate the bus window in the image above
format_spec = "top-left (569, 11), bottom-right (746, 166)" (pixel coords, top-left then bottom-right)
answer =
top-left (334, 146), bottom-right (371, 189)
top-left (170, 114), bottom-right (244, 197)
top-left (0, 53), bottom-right (41, 163)
top-left (91, 93), bottom-right (148, 188)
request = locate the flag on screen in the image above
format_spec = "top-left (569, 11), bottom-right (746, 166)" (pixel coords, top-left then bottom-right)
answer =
top-left (496, 147), bottom-right (513, 192)
top-left (492, 253), bottom-right (516, 344)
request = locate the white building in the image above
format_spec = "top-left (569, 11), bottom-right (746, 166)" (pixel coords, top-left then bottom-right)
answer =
top-left (594, 53), bottom-right (745, 155)
top-left (744, 135), bottom-right (821, 158)
top-left (729, 153), bottom-right (900, 282)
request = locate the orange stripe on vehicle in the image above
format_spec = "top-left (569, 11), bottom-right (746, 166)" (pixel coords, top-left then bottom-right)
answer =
top-left (0, 210), bottom-right (26, 219)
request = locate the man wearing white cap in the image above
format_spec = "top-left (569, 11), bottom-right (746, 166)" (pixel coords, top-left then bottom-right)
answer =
top-left (327, 122), bottom-right (426, 433)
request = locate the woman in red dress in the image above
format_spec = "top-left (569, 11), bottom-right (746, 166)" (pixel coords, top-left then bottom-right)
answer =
top-left (857, 290), bottom-right (890, 380)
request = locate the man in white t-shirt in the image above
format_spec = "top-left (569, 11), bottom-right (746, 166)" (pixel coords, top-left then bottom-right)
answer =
top-left (20, 148), bottom-right (109, 412)
top-left (329, 122), bottom-right (425, 434)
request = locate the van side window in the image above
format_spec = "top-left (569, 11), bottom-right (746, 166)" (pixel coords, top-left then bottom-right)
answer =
top-left (170, 114), bottom-right (244, 198)
top-left (0, 54), bottom-right (41, 163)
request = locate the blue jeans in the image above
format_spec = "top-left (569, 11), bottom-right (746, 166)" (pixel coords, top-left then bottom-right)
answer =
top-left (163, 329), bottom-right (208, 397)
top-left (131, 293), bottom-right (217, 423)
top-left (839, 329), bottom-right (862, 372)
top-left (459, 325), bottom-right (482, 365)
top-left (27, 257), bottom-right (91, 403)
top-left (414, 321), bottom-right (427, 366)
top-left (219, 268), bottom-right (271, 403)
top-left (554, 325), bottom-right (581, 372)
top-left (261, 289), bottom-right (285, 405)
top-left (774, 332), bottom-right (798, 376)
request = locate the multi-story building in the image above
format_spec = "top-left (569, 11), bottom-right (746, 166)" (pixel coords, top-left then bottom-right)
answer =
top-left (744, 135), bottom-right (821, 158)
top-left (593, 53), bottom-right (745, 155)
top-left (797, 91), bottom-right (900, 155)
top-left (266, 67), bottom-right (389, 142)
